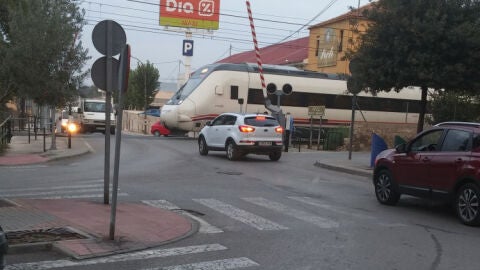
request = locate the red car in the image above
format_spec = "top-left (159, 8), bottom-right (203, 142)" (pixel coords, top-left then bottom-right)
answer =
top-left (373, 122), bottom-right (480, 226)
top-left (150, 121), bottom-right (170, 137)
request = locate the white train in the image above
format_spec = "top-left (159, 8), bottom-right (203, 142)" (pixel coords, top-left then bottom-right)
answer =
top-left (161, 63), bottom-right (422, 132)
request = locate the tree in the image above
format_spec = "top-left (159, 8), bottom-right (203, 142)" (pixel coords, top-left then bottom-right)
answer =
top-left (427, 91), bottom-right (480, 124)
top-left (1, 0), bottom-right (89, 149)
top-left (351, 0), bottom-right (480, 132)
top-left (0, 0), bottom-right (89, 108)
top-left (124, 61), bottom-right (159, 110)
top-left (79, 85), bottom-right (104, 99)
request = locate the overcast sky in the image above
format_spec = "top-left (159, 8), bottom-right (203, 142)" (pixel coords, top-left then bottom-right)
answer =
top-left (80, 0), bottom-right (371, 86)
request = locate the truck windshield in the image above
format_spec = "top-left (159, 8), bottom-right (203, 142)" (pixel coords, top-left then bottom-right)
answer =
top-left (84, 102), bottom-right (106, 113)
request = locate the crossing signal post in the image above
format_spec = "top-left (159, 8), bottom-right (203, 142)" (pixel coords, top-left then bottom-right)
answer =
top-left (347, 58), bottom-right (363, 160)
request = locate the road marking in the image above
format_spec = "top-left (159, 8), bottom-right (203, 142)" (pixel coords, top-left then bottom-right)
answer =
top-left (0, 184), bottom-right (105, 193)
top-left (0, 188), bottom-right (114, 198)
top-left (148, 257), bottom-right (259, 270)
top-left (43, 193), bottom-right (129, 199)
top-left (2, 165), bottom-right (48, 169)
top-left (288, 196), bottom-right (375, 220)
top-left (6, 244), bottom-right (227, 270)
top-left (84, 140), bottom-right (95, 153)
top-left (142, 200), bottom-right (223, 234)
top-left (243, 197), bottom-right (339, 229)
top-left (193, 198), bottom-right (288, 231)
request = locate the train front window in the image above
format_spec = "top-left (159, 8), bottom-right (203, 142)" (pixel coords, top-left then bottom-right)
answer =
top-left (168, 67), bottom-right (211, 105)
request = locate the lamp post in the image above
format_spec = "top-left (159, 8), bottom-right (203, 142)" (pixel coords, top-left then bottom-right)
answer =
top-left (131, 56), bottom-right (148, 134)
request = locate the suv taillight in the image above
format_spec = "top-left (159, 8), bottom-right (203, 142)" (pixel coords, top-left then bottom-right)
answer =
top-left (239, 125), bottom-right (255, 133)
top-left (275, 126), bottom-right (283, 133)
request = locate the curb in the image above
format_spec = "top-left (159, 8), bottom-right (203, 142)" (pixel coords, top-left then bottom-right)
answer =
top-left (56, 215), bottom-right (200, 260)
top-left (6, 212), bottom-right (200, 260)
top-left (7, 242), bottom-right (53, 254)
top-left (314, 161), bottom-right (372, 177)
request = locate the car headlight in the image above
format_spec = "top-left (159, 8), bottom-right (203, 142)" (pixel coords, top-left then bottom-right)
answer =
top-left (67, 123), bottom-right (78, 133)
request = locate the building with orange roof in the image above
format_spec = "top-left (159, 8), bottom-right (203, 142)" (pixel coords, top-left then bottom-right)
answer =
top-left (305, 3), bottom-right (373, 75)
top-left (216, 37), bottom-right (309, 69)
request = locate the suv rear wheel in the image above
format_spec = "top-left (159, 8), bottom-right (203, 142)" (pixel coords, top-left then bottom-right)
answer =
top-left (226, 140), bottom-right (240, 161)
top-left (456, 183), bottom-right (480, 226)
top-left (374, 169), bottom-right (400, 205)
top-left (198, 136), bottom-right (208, 156)
top-left (269, 151), bottom-right (281, 161)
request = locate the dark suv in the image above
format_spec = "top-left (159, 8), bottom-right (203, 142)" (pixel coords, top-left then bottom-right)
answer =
top-left (373, 122), bottom-right (480, 226)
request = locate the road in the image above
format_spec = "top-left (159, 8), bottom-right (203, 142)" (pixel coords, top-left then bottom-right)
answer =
top-left (3, 133), bottom-right (480, 270)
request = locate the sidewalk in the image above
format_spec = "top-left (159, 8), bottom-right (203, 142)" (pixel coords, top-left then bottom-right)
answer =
top-left (0, 134), bottom-right (196, 259)
top-left (0, 135), bottom-right (90, 166)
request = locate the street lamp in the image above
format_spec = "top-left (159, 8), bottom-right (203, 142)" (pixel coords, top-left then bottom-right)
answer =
top-left (132, 56), bottom-right (148, 134)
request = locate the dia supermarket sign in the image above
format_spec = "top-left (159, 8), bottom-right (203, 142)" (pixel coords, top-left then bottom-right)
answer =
top-left (160, 0), bottom-right (220, 30)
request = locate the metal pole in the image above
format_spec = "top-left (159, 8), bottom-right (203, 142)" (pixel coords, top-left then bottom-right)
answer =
top-left (317, 116), bottom-right (322, 150)
top-left (104, 20), bottom-right (113, 205)
top-left (348, 94), bottom-right (357, 160)
top-left (144, 69), bottom-right (147, 134)
top-left (110, 79), bottom-right (124, 241)
top-left (34, 115), bottom-right (37, 140)
top-left (43, 127), bottom-right (46, 152)
top-left (309, 115), bottom-right (313, 149)
top-left (28, 116), bottom-right (30, 144)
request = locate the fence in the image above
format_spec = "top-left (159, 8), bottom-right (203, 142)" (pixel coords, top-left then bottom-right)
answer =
top-left (122, 110), bottom-right (159, 134)
top-left (291, 126), bottom-right (347, 151)
top-left (0, 116), bottom-right (53, 153)
top-left (0, 117), bottom-right (13, 152)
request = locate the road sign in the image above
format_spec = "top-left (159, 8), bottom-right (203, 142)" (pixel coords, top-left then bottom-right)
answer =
top-left (92, 20), bottom-right (126, 56)
top-left (347, 76), bottom-right (362, 94)
top-left (91, 57), bottom-right (119, 91)
top-left (308, 106), bottom-right (326, 116)
top-left (183, 40), bottom-right (194, 56)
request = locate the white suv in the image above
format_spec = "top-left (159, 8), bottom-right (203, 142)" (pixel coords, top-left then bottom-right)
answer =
top-left (198, 113), bottom-right (284, 161)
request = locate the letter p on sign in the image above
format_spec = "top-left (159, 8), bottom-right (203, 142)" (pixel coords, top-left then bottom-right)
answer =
top-left (183, 40), bottom-right (194, 56)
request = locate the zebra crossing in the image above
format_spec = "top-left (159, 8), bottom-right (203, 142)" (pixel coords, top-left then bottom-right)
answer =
top-left (5, 244), bottom-right (259, 270)
top-left (143, 196), bottom-right (377, 234)
top-left (0, 179), bottom-right (129, 200)
top-left (6, 196), bottom-right (381, 270)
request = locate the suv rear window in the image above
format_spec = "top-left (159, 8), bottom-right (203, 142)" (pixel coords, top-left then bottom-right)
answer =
top-left (244, 116), bottom-right (279, 127)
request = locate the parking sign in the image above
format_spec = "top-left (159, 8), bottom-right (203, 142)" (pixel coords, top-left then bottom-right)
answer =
top-left (183, 40), bottom-right (194, 56)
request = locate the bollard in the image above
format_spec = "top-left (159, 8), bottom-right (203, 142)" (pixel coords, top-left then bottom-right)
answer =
top-left (68, 130), bottom-right (72, 149)
top-left (0, 225), bottom-right (8, 270)
top-left (43, 127), bottom-right (46, 152)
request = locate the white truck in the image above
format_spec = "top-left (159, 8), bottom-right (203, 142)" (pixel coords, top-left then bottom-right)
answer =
top-left (75, 98), bottom-right (116, 134)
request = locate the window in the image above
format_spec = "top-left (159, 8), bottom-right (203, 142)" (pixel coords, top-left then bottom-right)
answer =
top-left (247, 89), bottom-right (422, 113)
top-left (473, 134), bottom-right (480, 152)
top-left (212, 115), bottom-right (226, 126)
top-left (441, 129), bottom-right (471, 152)
top-left (244, 116), bottom-right (279, 127)
top-left (410, 130), bottom-right (444, 152)
top-left (224, 115), bottom-right (237, 125)
top-left (338, 30), bottom-right (344, 52)
top-left (231, 86), bottom-right (239, 100)
top-left (84, 102), bottom-right (105, 113)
